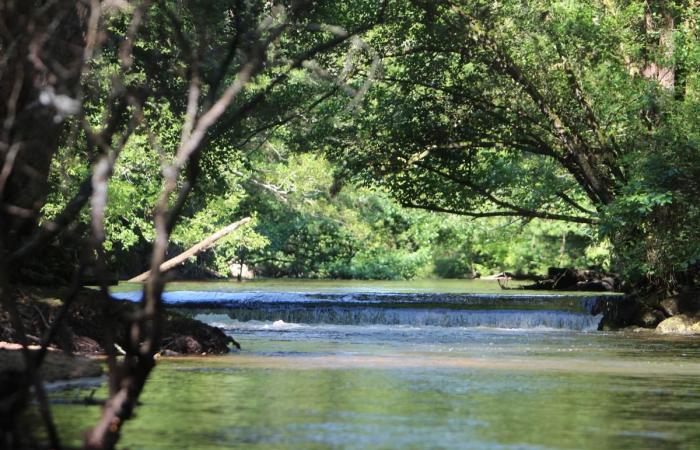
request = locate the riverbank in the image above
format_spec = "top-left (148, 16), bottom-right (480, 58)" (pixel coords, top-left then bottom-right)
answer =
top-left (598, 287), bottom-right (700, 333)
top-left (0, 286), bottom-right (237, 357)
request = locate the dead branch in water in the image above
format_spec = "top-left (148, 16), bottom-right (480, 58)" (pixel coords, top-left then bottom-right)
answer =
top-left (128, 217), bottom-right (252, 282)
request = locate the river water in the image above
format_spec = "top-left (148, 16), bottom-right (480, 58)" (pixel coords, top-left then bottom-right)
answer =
top-left (51, 280), bottom-right (700, 449)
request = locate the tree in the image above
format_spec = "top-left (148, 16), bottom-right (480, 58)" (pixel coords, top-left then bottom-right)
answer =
top-left (0, 1), bottom-right (386, 448)
top-left (297, 0), bottom-right (700, 288)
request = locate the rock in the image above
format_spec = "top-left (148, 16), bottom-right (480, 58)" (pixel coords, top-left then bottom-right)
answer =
top-left (163, 335), bottom-right (203, 354)
top-left (659, 297), bottom-right (681, 317)
top-left (656, 314), bottom-right (700, 334)
top-left (162, 313), bottom-right (235, 353)
top-left (71, 336), bottom-right (103, 354)
top-left (636, 309), bottom-right (666, 328)
top-left (657, 292), bottom-right (700, 317)
top-left (160, 349), bottom-right (180, 357)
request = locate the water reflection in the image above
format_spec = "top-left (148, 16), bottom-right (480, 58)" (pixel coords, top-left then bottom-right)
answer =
top-left (53, 283), bottom-right (698, 449)
top-left (50, 326), bottom-right (700, 450)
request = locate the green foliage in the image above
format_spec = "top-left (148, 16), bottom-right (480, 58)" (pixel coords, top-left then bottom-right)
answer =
top-left (237, 152), bottom-right (601, 279)
top-left (41, 0), bottom-right (700, 286)
top-left (599, 95), bottom-right (700, 285)
top-left (286, 0), bottom-right (700, 287)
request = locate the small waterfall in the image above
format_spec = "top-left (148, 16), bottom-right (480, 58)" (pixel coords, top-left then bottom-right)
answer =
top-left (216, 307), bottom-right (602, 331)
top-left (111, 290), bottom-right (610, 312)
top-left (111, 290), bottom-right (616, 331)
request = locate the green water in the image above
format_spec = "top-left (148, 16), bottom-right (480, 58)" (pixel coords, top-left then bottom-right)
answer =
top-left (48, 281), bottom-right (700, 449)
top-left (51, 331), bottom-right (700, 450)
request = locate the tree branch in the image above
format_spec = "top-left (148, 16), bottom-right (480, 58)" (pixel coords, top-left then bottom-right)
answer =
top-left (446, 3), bottom-right (615, 206)
top-left (402, 200), bottom-right (597, 224)
top-left (412, 162), bottom-right (597, 224)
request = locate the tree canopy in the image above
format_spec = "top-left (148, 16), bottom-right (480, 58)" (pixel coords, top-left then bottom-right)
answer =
top-left (291, 0), bottom-right (700, 286)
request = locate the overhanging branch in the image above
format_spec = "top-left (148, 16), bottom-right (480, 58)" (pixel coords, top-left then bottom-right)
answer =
top-left (414, 161), bottom-right (596, 223)
top-left (402, 201), bottom-right (597, 224)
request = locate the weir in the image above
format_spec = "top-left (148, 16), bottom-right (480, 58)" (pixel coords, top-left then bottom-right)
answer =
top-left (112, 290), bottom-right (620, 331)
top-left (201, 308), bottom-right (603, 331)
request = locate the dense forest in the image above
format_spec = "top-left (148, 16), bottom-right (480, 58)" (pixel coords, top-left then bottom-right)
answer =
top-left (21, 2), bottom-right (615, 284)
top-left (1, 0), bottom-right (699, 448)
top-left (3, 1), bottom-right (700, 287)
top-left (83, 151), bottom-right (603, 281)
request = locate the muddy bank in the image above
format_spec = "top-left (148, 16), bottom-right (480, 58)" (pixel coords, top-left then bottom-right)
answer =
top-left (0, 287), bottom-right (237, 356)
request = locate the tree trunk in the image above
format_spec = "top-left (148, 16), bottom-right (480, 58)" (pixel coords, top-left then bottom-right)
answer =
top-left (642, 1), bottom-right (676, 90)
top-left (128, 217), bottom-right (252, 282)
top-left (0, 1), bottom-right (85, 263)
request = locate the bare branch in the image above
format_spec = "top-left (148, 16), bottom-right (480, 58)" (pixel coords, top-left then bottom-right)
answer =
top-left (129, 217), bottom-right (251, 282)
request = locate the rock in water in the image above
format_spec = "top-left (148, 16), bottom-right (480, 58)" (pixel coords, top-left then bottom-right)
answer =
top-left (656, 315), bottom-right (700, 334)
top-left (163, 336), bottom-right (203, 354)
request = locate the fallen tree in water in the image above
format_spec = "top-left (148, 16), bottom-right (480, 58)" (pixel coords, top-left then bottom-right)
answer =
top-left (518, 267), bottom-right (619, 292)
top-left (128, 217), bottom-right (251, 282)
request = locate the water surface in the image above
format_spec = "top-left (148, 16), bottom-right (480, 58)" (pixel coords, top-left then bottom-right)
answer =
top-left (51, 280), bottom-right (700, 449)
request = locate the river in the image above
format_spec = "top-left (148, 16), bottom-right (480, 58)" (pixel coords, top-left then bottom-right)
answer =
top-left (50, 280), bottom-right (700, 449)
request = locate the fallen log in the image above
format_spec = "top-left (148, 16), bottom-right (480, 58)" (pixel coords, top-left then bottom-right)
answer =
top-left (128, 217), bottom-right (251, 282)
top-left (521, 267), bottom-right (618, 292)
